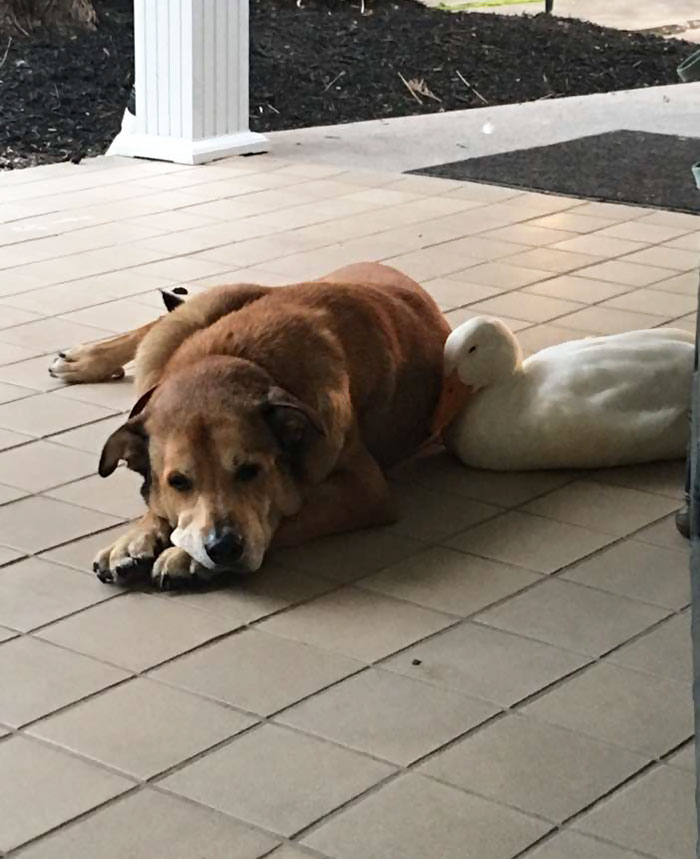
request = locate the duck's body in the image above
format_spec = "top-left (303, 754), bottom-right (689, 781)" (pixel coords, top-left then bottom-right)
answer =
top-left (441, 321), bottom-right (694, 471)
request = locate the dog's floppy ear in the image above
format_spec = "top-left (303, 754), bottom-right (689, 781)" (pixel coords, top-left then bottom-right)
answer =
top-left (98, 387), bottom-right (156, 478)
top-left (262, 386), bottom-right (325, 457)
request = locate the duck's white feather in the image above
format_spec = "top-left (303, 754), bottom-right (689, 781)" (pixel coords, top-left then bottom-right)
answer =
top-left (444, 326), bottom-right (694, 470)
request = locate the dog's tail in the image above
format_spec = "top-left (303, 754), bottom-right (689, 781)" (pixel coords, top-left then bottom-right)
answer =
top-left (159, 286), bottom-right (189, 313)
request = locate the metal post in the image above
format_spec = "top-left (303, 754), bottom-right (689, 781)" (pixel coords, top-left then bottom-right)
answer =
top-left (109, 0), bottom-right (267, 165)
top-left (690, 274), bottom-right (700, 857)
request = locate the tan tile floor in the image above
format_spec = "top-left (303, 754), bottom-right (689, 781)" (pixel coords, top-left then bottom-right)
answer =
top-left (0, 153), bottom-right (697, 858)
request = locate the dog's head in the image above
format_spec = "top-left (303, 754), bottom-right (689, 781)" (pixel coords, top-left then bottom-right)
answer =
top-left (99, 357), bottom-right (324, 574)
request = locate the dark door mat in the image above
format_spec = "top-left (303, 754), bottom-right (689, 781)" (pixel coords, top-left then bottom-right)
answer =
top-left (410, 130), bottom-right (700, 214)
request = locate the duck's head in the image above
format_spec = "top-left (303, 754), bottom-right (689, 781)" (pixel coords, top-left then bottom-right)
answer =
top-left (431, 316), bottom-right (522, 435)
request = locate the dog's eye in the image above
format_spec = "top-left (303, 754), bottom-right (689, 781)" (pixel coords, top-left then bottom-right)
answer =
top-left (168, 472), bottom-right (192, 492)
top-left (235, 463), bottom-right (260, 483)
top-left (468, 345), bottom-right (478, 354)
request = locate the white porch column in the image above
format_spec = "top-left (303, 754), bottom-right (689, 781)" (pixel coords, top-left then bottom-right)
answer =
top-left (108, 0), bottom-right (267, 165)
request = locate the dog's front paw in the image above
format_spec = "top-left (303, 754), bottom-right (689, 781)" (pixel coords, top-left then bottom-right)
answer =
top-left (151, 547), bottom-right (212, 591)
top-left (50, 344), bottom-right (126, 384)
top-left (93, 519), bottom-right (169, 585)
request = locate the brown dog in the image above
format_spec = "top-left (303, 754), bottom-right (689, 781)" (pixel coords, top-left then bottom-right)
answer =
top-left (50, 262), bottom-right (450, 588)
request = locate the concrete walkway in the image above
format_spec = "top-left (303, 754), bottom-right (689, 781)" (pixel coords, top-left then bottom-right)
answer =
top-left (268, 82), bottom-right (700, 174)
top-left (428, 0), bottom-right (700, 36)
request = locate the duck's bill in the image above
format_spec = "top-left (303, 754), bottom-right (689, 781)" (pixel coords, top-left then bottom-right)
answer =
top-left (430, 371), bottom-right (473, 437)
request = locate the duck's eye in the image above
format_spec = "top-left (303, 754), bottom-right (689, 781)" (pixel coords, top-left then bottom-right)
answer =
top-left (167, 472), bottom-right (192, 492)
top-left (236, 463), bottom-right (260, 483)
top-left (468, 345), bottom-right (478, 354)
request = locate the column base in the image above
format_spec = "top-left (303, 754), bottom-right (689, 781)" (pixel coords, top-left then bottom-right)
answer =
top-left (107, 112), bottom-right (268, 164)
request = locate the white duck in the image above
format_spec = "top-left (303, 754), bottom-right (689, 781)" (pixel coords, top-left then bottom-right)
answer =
top-left (433, 317), bottom-right (694, 471)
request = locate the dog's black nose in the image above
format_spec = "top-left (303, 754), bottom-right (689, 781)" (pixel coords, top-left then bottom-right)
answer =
top-left (205, 530), bottom-right (244, 567)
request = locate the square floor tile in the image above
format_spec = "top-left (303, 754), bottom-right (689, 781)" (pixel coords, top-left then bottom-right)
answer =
top-left (503, 248), bottom-right (597, 273)
top-left (0, 342), bottom-right (41, 365)
top-left (551, 234), bottom-right (645, 258)
top-left (422, 277), bottom-right (502, 310)
top-left (267, 849), bottom-right (314, 859)
top-left (0, 426), bottom-right (33, 451)
top-left (0, 380), bottom-right (33, 404)
top-left (303, 773), bottom-right (550, 859)
top-left (597, 221), bottom-right (689, 244)
top-left (591, 460), bottom-right (686, 500)
top-left (161, 724), bottom-right (394, 837)
top-left (0, 317), bottom-right (111, 352)
top-left (46, 468), bottom-right (146, 519)
top-left (279, 668), bottom-right (497, 765)
top-left (635, 514), bottom-right (689, 552)
top-left (482, 224), bottom-right (578, 247)
top-left (444, 307), bottom-right (529, 331)
top-left (653, 271), bottom-right (698, 295)
top-left (397, 451), bottom-right (577, 506)
top-left (459, 261), bottom-right (553, 289)
top-left (0, 356), bottom-right (66, 393)
top-left (13, 790), bottom-right (278, 859)
top-left (476, 578), bottom-right (667, 657)
top-left (622, 246), bottom-right (697, 271)
top-left (469, 292), bottom-right (581, 323)
top-left (52, 377), bottom-right (139, 411)
top-left (667, 742), bottom-right (695, 772)
top-left (38, 592), bottom-right (241, 671)
top-left (0, 305), bottom-right (43, 328)
top-left (575, 766), bottom-right (695, 859)
top-left (0, 636), bottom-right (128, 727)
top-left (29, 677), bottom-right (255, 778)
top-left (39, 522), bottom-right (131, 573)
top-left (525, 831), bottom-right (648, 859)
top-left (152, 628), bottom-right (362, 716)
top-left (574, 259), bottom-right (673, 287)
top-left (0, 440), bottom-right (95, 492)
top-left (530, 213), bottom-right (617, 233)
top-left (0, 735), bottom-right (132, 852)
top-left (522, 662), bottom-right (693, 756)
top-left (61, 299), bottom-right (160, 333)
top-left (517, 324), bottom-right (585, 355)
top-left (361, 547), bottom-right (541, 616)
top-left (524, 274), bottom-right (630, 304)
top-left (421, 714), bottom-right (648, 822)
top-left (384, 622), bottom-right (589, 707)
top-left (0, 482), bottom-right (27, 504)
top-left (163, 562), bottom-right (334, 625)
top-left (563, 539), bottom-right (689, 610)
top-left (0, 544), bottom-right (23, 566)
top-left (0, 496), bottom-right (121, 552)
top-left (556, 306), bottom-right (665, 334)
top-left (0, 392), bottom-right (115, 437)
top-left (50, 413), bottom-right (125, 454)
top-left (522, 481), bottom-right (678, 537)
top-left (448, 511), bottom-right (613, 574)
top-left (601, 288), bottom-right (696, 318)
top-left (389, 484), bottom-right (501, 542)
top-left (608, 613), bottom-right (691, 684)
top-left (0, 556), bottom-right (115, 631)
top-left (273, 528), bottom-right (426, 583)
top-left (259, 587), bottom-right (453, 662)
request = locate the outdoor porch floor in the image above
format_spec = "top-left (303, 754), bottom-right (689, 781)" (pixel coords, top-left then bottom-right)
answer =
top-left (0, 152), bottom-right (696, 859)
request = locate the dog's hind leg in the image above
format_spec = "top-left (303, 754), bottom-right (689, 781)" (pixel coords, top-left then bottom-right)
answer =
top-left (49, 320), bottom-right (158, 384)
top-left (50, 283), bottom-right (271, 387)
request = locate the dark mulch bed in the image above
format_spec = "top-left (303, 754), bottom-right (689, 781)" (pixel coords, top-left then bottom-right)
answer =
top-left (412, 130), bottom-right (700, 213)
top-left (0, 0), bottom-right (694, 170)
